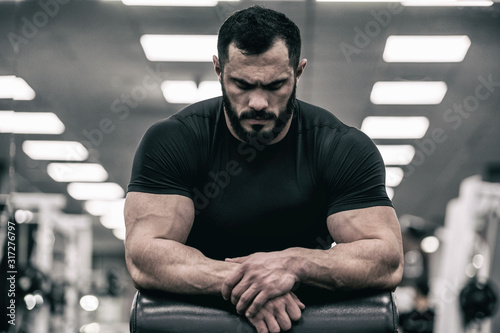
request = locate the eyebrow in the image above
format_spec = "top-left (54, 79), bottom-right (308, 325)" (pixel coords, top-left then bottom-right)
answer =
top-left (230, 76), bottom-right (289, 88)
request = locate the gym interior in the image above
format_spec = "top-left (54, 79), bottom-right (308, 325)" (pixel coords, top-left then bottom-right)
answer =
top-left (1, 1), bottom-right (499, 332)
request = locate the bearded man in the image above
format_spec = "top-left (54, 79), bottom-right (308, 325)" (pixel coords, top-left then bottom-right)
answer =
top-left (125, 6), bottom-right (403, 333)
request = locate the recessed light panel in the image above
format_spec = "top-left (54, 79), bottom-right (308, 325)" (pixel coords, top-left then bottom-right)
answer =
top-left (67, 182), bottom-right (124, 201)
top-left (112, 228), bottom-right (126, 240)
top-left (22, 140), bottom-right (89, 161)
top-left (317, 0), bottom-right (492, 3)
top-left (317, 0), bottom-right (400, 2)
top-left (0, 76), bottom-right (36, 100)
top-left (361, 116), bottom-right (429, 139)
top-left (402, 0), bottom-right (492, 6)
top-left (0, 111), bottom-right (65, 134)
top-left (47, 163), bottom-right (108, 182)
top-left (386, 187), bottom-right (395, 200)
top-left (386, 167), bottom-right (404, 187)
top-left (161, 80), bottom-right (221, 104)
top-left (377, 145), bottom-right (415, 165)
top-left (140, 35), bottom-right (217, 62)
top-left (84, 199), bottom-right (125, 216)
top-left (384, 35), bottom-right (471, 63)
top-left (370, 81), bottom-right (447, 105)
top-left (122, 0), bottom-right (219, 6)
top-left (100, 215), bottom-right (125, 229)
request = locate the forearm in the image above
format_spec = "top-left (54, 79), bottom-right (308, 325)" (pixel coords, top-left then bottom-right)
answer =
top-left (221, 239), bottom-right (402, 319)
top-left (284, 241), bottom-right (403, 291)
top-left (126, 238), bottom-right (238, 295)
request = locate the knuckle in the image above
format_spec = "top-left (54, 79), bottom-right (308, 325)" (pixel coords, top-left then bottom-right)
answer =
top-left (239, 295), bottom-right (249, 303)
top-left (231, 288), bottom-right (241, 298)
top-left (255, 298), bottom-right (266, 308)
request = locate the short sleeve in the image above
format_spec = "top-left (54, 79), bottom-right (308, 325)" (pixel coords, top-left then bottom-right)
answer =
top-left (322, 127), bottom-right (392, 216)
top-left (127, 117), bottom-right (201, 199)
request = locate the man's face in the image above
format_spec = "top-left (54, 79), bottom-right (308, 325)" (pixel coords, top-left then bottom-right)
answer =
top-left (214, 40), bottom-right (305, 145)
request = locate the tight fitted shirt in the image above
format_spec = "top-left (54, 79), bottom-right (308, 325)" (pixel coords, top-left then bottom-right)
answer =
top-left (128, 97), bottom-right (392, 260)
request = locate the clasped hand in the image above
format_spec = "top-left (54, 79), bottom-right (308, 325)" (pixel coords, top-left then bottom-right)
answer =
top-left (221, 252), bottom-right (304, 332)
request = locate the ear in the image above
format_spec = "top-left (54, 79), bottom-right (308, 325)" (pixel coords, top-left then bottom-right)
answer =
top-left (295, 59), bottom-right (307, 85)
top-left (213, 55), bottom-right (222, 82)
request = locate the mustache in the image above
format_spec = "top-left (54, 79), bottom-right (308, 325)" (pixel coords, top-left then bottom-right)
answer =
top-left (239, 109), bottom-right (277, 121)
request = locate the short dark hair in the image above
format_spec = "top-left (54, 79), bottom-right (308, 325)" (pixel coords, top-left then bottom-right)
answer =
top-left (217, 6), bottom-right (302, 72)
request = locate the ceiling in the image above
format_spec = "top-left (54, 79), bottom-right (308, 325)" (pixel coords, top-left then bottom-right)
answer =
top-left (1, 0), bottom-right (500, 255)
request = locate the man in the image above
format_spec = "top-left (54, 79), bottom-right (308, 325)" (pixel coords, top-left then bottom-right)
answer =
top-left (125, 6), bottom-right (403, 333)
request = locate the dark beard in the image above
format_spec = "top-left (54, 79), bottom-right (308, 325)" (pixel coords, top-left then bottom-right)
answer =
top-left (222, 80), bottom-right (296, 145)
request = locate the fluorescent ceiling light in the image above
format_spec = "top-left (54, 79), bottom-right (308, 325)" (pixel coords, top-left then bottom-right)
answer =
top-left (161, 81), bottom-right (196, 103)
top-left (386, 167), bottom-right (404, 187)
top-left (22, 140), bottom-right (89, 161)
top-left (0, 76), bottom-right (36, 100)
top-left (377, 145), bottom-right (415, 165)
top-left (100, 215), bottom-right (124, 229)
top-left (67, 182), bottom-right (124, 201)
top-left (122, 0), bottom-right (218, 6)
top-left (317, 0), bottom-right (492, 4)
top-left (47, 163), bottom-right (108, 182)
top-left (384, 35), bottom-right (471, 63)
top-left (317, 0), bottom-right (492, 3)
top-left (317, 0), bottom-right (400, 2)
top-left (386, 187), bottom-right (394, 200)
top-left (140, 35), bottom-right (217, 62)
top-left (0, 111), bottom-right (65, 134)
top-left (84, 199), bottom-right (125, 216)
top-left (370, 81), bottom-right (447, 105)
top-left (402, 0), bottom-right (492, 6)
top-left (161, 80), bottom-right (221, 104)
top-left (361, 116), bottom-right (429, 139)
top-left (112, 227), bottom-right (126, 240)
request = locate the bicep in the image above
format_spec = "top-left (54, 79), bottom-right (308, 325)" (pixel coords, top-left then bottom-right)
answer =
top-left (124, 191), bottom-right (195, 244)
top-left (327, 206), bottom-right (404, 289)
top-left (327, 206), bottom-right (402, 247)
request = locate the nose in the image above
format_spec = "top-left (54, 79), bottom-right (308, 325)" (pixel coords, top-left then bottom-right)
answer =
top-left (248, 89), bottom-right (269, 111)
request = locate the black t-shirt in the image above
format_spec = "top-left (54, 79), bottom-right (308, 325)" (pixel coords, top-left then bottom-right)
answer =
top-left (128, 97), bottom-right (392, 260)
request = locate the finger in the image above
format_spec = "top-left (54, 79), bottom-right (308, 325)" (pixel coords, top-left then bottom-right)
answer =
top-left (262, 309), bottom-right (281, 333)
top-left (247, 317), bottom-right (268, 333)
top-left (284, 294), bottom-right (303, 322)
top-left (273, 301), bottom-right (293, 331)
top-left (221, 269), bottom-right (244, 301)
top-left (235, 286), bottom-right (259, 314)
top-left (246, 289), bottom-right (281, 318)
top-left (230, 276), bottom-right (254, 305)
top-left (289, 292), bottom-right (306, 310)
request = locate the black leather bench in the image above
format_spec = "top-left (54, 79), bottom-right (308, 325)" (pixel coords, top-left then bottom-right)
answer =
top-left (130, 286), bottom-right (399, 332)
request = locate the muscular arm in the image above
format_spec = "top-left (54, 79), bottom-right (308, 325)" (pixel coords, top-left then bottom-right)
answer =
top-left (125, 191), bottom-right (305, 333)
top-left (223, 206), bottom-right (404, 316)
top-left (292, 205), bottom-right (404, 290)
top-left (124, 191), bottom-right (238, 294)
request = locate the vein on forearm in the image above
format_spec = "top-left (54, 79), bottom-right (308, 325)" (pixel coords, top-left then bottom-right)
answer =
top-left (131, 237), bottom-right (235, 294)
top-left (289, 239), bottom-right (401, 291)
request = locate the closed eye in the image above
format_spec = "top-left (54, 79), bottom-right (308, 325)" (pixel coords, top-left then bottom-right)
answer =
top-left (232, 78), bottom-right (255, 90)
top-left (264, 80), bottom-right (287, 90)
top-left (230, 77), bottom-right (288, 91)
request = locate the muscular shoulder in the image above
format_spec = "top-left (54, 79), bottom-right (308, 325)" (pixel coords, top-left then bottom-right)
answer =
top-left (295, 99), bottom-right (370, 150)
top-left (296, 100), bottom-right (349, 132)
top-left (128, 97), bottom-right (223, 195)
top-left (295, 101), bottom-right (390, 214)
